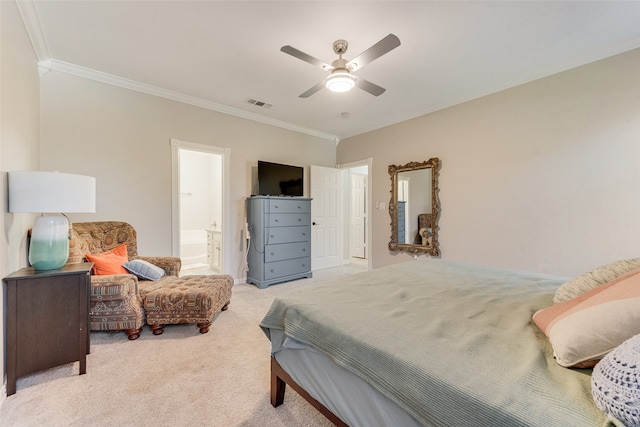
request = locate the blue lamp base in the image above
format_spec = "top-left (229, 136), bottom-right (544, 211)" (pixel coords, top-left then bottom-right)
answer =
top-left (29, 214), bottom-right (70, 271)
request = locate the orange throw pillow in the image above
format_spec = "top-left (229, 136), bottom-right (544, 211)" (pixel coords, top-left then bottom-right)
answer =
top-left (84, 244), bottom-right (129, 275)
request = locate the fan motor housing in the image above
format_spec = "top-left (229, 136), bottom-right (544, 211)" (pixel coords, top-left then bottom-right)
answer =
top-left (333, 39), bottom-right (348, 55)
top-left (331, 58), bottom-right (349, 70)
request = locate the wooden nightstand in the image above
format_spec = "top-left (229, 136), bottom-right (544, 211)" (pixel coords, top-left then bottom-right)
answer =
top-left (3, 262), bottom-right (92, 395)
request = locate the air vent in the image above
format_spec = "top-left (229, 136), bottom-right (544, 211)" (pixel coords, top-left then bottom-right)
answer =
top-left (247, 99), bottom-right (273, 108)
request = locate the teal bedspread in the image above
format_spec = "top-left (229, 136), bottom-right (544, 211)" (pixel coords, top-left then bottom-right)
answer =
top-left (260, 259), bottom-right (606, 426)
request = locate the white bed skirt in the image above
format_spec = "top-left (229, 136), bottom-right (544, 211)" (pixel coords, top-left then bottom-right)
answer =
top-left (272, 331), bottom-right (423, 427)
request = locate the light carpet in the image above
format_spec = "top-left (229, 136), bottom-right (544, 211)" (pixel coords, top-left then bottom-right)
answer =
top-left (0, 264), bottom-right (366, 427)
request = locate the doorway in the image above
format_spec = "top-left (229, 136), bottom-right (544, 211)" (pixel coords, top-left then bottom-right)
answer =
top-left (309, 159), bottom-right (371, 272)
top-left (350, 170), bottom-right (367, 259)
top-left (340, 158), bottom-right (372, 271)
top-left (170, 139), bottom-right (230, 274)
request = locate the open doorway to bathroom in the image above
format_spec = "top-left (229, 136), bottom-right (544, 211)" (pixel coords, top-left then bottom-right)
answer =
top-left (171, 139), bottom-right (230, 275)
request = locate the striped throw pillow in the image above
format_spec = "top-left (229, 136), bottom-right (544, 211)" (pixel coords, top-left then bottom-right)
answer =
top-left (534, 268), bottom-right (640, 368)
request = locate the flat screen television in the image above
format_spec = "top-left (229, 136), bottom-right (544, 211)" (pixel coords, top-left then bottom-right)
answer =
top-left (257, 161), bottom-right (304, 197)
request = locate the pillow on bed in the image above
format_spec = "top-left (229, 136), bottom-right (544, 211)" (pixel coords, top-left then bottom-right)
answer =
top-left (591, 333), bottom-right (640, 426)
top-left (553, 258), bottom-right (640, 303)
top-left (533, 268), bottom-right (640, 368)
top-left (84, 244), bottom-right (129, 275)
top-left (123, 259), bottom-right (165, 281)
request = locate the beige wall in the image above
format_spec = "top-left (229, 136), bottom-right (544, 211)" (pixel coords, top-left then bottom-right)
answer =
top-left (1, 0), bottom-right (42, 394)
top-left (3, 2), bottom-right (639, 393)
top-left (39, 71), bottom-right (336, 280)
top-left (338, 48), bottom-right (640, 277)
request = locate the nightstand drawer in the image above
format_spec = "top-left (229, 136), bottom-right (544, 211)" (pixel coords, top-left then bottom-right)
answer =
top-left (265, 242), bottom-right (310, 262)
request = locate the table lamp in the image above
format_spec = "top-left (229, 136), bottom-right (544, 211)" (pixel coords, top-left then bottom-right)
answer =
top-left (8, 171), bottom-right (96, 270)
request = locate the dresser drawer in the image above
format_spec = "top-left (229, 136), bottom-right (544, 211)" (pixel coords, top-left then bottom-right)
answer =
top-left (265, 226), bottom-right (310, 244)
top-left (267, 213), bottom-right (310, 227)
top-left (264, 257), bottom-right (311, 280)
top-left (268, 199), bottom-right (310, 214)
top-left (264, 242), bottom-right (310, 263)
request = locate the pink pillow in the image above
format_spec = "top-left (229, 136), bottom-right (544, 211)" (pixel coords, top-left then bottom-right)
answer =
top-left (84, 244), bottom-right (129, 275)
top-left (533, 268), bottom-right (640, 368)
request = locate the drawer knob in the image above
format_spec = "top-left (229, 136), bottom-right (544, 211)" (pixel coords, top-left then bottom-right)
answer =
top-left (297, 218), bottom-right (301, 222)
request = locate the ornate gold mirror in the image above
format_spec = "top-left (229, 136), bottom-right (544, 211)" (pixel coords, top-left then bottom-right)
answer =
top-left (388, 158), bottom-right (440, 256)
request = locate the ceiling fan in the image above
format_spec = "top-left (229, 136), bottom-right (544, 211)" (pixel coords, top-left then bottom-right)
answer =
top-left (280, 34), bottom-right (401, 98)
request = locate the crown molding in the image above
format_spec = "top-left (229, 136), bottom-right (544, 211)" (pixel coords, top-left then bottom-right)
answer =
top-left (40, 59), bottom-right (337, 143)
top-left (16, 0), bottom-right (50, 62)
top-left (17, 3), bottom-right (337, 142)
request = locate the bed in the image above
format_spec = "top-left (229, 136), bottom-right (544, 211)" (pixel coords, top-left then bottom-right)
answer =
top-left (259, 258), bottom-right (613, 426)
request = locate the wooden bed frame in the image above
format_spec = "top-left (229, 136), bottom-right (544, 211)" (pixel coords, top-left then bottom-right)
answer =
top-left (270, 357), bottom-right (348, 426)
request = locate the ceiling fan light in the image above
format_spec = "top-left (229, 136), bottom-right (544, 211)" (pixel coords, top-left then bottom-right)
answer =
top-left (326, 72), bottom-right (355, 93)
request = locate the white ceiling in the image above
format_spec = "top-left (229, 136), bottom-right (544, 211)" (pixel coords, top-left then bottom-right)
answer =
top-left (24, 1), bottom-right (640, 141)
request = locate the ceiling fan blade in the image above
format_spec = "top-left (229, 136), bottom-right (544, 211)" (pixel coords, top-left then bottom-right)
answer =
top-left (281, 45), bottom-right (333, 71)
top-left (355, 77), bottom-right (386, 97)
top-left (347, 34), bottom-right (401, 72)
top-left (299, 80), bottom-right (326, 98)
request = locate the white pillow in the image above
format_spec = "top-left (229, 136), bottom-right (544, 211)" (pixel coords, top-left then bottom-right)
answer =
top-left (553, 258), bottom-right (640, 303)
top-left (592, 333), bottom-right (640, 426)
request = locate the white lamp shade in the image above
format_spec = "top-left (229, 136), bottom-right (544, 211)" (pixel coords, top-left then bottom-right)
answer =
top-left (8, 171), bottom-right (96, 213)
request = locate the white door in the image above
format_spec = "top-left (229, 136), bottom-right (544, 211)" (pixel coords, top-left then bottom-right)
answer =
top-left (310, 165), bottom-right (342, 270)
top-left (350, 173), bottom-right (366, 258)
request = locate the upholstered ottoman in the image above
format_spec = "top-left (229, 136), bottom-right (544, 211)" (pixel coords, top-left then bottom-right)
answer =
top-left (140, 274), bottom-right (233, 335)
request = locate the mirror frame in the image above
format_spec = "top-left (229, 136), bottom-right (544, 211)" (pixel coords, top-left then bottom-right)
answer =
top-left (388, 158), bottom-right (440, 256)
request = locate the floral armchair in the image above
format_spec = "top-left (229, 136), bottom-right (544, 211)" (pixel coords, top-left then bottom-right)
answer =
top-left (68, 221), bottom-right (182, 340)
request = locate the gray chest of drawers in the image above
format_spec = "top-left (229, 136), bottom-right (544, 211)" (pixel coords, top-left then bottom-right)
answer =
top-left (246, 196), bottom-right (313, 288)
top-left (397, 200), bottom-right (406, 242)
